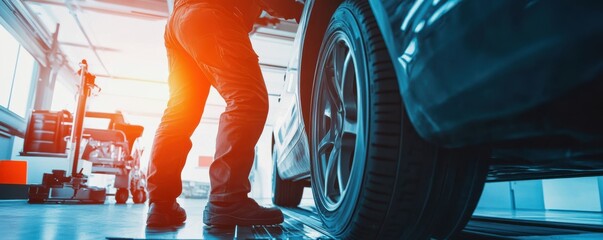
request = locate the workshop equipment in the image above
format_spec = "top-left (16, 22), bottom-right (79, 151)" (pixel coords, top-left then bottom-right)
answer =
top-left (81, 111), bottom-right (147, 204)
top-left (21, 110), bottom-right (72, 157)
top-left (28, 59), bottom-right (107, 204)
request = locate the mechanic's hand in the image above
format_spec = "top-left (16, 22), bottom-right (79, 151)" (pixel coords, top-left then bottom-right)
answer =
top-left (258, 0), bottom-right (303, 22)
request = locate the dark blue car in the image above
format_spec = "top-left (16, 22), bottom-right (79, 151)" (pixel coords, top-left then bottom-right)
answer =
top-left (271, 0), bottom-right (603, 238)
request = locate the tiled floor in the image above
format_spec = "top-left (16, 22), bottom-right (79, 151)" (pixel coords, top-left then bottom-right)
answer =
top-left (0, 198), bottom-right (331, 240)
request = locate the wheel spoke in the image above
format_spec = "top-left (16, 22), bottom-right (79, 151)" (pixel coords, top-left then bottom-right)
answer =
top-left (326, 41), bottom-right (347, 111)
top-left (321, 102), bottom-right (334, 135)
top-left (332, 40), bottom-right (348, 87)
top-left (341, 51), bottom-right (358, 119)
top-left (323, 144), bottom-right (340, 199)
top-left (318, 127), bottom-right (334, 173)
top-left (342, 117), bottom-right (357, 135)
top-left (325, 76), bottom-right (343, 111)
top-left (338, 132), bottom-right (355, 193)
top-left (322, 101), bottom-right (332, 119)
top-left (339, 51), bottom-right (353, 89)
top-left (318, 129), bottom-right (335, 155)
top-left (337, 155), bottom-right (346, 196)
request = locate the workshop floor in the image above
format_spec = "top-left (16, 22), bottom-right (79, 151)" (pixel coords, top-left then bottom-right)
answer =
top-left (0, 198), bottom-right (331, 240)
top-left (5, 196), bottom-right (603, 239)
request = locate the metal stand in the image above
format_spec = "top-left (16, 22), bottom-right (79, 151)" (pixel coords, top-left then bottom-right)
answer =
top-left (28, 59), bottom-right (107, 204)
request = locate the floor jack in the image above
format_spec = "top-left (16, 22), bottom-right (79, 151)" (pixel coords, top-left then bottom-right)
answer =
top-left (28, 60), bottom-right (107, 204)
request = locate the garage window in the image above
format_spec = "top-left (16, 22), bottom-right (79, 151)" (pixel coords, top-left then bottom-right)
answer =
top-left (0, 24), bottom-right (38, 118)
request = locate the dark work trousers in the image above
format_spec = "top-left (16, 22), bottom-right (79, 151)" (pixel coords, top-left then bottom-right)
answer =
top-left (147, 0), bottom-right (267, 204)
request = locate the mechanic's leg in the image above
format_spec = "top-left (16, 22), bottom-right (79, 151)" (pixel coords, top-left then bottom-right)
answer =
top-left (146, 24), bottom-right (212, 227)
top-left (147, 25), bottom-right (211, 205)
top-left (171, 2), bottom-right (282, 225)
top-left (207, 51), bottom-right (269, 203)
top-left (170, 2), bottom-right (268, 203)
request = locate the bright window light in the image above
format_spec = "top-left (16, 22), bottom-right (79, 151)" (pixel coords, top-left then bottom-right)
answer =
top-left (0, 25), bottom-right (20, 107)
top-left (9, 46), bottom-right (37, 117)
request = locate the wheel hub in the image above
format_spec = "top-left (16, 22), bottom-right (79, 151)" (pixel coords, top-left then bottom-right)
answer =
top-left (313, 33), bottom-right (360, 211)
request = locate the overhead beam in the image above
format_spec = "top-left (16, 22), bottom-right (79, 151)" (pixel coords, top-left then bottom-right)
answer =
top-left (60, 41), bottom-right (120, 52)
top-left (93, 63), bottom-right (287, 84)
top-left (23, 0), bottom-right (169, 20)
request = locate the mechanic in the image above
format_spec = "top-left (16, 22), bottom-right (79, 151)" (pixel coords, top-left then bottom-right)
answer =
top-left (145, 0), bottom-right (303, 228)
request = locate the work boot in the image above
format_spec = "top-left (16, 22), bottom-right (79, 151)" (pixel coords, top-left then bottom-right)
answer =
top-left (146, 201), bottom-right (187, 227)
top-left (203, 198), bottom-right (284, 226)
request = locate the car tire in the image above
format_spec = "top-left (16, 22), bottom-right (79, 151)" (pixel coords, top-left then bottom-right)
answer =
top-left (417, 149), bottom-right (489, 239)
top-left (309, 1), bottom-right (489, 239)
top-left (272, 163), bottom-right (305, 207)
top-left (272, 137), bottom-right (304, 207)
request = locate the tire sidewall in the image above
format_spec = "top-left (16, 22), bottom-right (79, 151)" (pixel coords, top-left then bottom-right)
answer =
top-left (310, 3), bottom-right (371, 236)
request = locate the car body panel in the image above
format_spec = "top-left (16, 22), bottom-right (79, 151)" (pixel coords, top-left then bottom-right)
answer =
top-left (370, 0), bottom-right (603, 147)
top-left (274, 0), bottom-right (603, 182)
top-left (273, 97), bottom-right (311, 180)
top-left (273, 0), bottom-right (314, 180)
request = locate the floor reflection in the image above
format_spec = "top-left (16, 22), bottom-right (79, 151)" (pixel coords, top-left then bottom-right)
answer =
top-left (0, 197), bottom-right (331, 239)
top-left (140, 218), bottom-right (330, 239)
